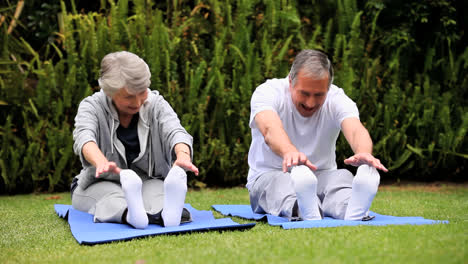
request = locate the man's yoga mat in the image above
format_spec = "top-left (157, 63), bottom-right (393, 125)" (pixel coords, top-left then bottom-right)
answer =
top-left (55, 204), bottom-right (255, 245)
top-left (212, 205), bottom-right (448, 229)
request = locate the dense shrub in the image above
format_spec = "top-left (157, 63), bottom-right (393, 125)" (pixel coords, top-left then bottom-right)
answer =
top-left (0, 0), bottom-right (466, 193)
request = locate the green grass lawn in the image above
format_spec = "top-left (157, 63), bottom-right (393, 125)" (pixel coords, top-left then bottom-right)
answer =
top-left (1, 185), bottom-right (467, 263)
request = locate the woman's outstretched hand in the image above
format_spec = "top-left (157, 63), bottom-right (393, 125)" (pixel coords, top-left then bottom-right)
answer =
top-left (173, 151), bottom-right (199, 176)
top-left (96, 161), bottom-right (122, 178)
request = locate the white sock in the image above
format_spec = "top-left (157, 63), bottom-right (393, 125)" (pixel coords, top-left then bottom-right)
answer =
top-left (120, 169), bottom-right (148, 229)
top-left (344, 165), bottom-right (380, 220)
top-left (162, 166), bottom-right (187, 227)
top-left (290, 165), bottom-right (322, 220)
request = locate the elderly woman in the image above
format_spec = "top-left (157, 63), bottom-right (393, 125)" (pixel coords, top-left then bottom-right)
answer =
top-left (71, 51), bottom-right (198, 229)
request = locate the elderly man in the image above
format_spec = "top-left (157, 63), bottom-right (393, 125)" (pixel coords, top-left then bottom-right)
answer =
top-left (247, 49), bottom-right (387, 221)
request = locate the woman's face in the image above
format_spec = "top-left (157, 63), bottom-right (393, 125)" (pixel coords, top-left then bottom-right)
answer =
top-left (112, 87), bottom-right (148, 116)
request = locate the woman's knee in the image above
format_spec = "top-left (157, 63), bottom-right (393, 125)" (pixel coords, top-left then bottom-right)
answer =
top-left (142, 179), bottom-right (164, 214)
top-left (72, 181), bottom-right (125, 213)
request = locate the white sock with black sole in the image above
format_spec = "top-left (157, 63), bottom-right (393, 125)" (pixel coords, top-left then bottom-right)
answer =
top-left (162, 166), bottom-right (187, 227)
top-left (344, 165), bottom-right (380, 221)
top-left (120, 169), bottom-right (148, 229)
top-left (290, 165), bottom-right (322, 220)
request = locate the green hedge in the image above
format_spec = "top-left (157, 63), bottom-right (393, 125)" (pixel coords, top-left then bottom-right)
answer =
top-left (0, 0), bottom-right (467, 193)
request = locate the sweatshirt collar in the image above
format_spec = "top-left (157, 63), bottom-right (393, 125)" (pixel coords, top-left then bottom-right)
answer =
top-left (100, 88), bottom-right (154, 126)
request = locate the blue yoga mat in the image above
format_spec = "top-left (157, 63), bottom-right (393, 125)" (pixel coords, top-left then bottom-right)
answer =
top-left (55, 204), bottom-right (255, 245)
top-left (212, 205), bottom-right (449, 229)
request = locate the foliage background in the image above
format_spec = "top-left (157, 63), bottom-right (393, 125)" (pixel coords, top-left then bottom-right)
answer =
top-left (0, 0), bottom-right (467, 194)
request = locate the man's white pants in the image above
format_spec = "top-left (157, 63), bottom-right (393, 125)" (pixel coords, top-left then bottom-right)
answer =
top-left (248, 165), bottom-right (380, 220)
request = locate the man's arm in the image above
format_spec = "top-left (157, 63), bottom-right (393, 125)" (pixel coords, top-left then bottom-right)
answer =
top-left (255, 110), bottom-right (317, 172)
top-left (341, 117), bottom-right (388, 172)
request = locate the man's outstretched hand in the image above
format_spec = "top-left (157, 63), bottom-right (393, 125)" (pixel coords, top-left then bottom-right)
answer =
top-left (344, 153), bottom-right (388, 172)
top-left (282, 151), bottom-right (317, 172)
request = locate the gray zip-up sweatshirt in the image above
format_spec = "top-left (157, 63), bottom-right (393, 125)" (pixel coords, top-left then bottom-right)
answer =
top-left (73, 89), bottom-right (193, 189)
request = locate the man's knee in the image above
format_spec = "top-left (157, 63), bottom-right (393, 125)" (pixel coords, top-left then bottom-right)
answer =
top-left (291, 165), bottom-right (317, 193)
top-left (353, 165), bottom-right (380, 194)
top-left (249, 170), bottom-right (296, 216)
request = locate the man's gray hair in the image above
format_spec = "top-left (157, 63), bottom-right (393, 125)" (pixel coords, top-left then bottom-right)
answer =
top-left (98, 51), bottom-right (151, 96)
top-left (289, 49), bottom-right (334, 88)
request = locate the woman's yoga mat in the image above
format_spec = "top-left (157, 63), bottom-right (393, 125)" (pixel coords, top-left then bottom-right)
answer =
top-left (212, 204), bottom-right (448, 229)
top-left (55, 204), bottom-right (255, 245)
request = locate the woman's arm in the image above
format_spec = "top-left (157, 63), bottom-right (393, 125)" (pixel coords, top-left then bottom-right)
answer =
top-left (82, 141), bottom-right (121, 177)
top-left (153, 93), bottom-right (198, 175)
top-left (173, 143), bottom-right (199, 176)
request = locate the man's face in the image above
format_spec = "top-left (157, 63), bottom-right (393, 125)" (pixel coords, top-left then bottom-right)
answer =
top-left (112, 87), bottom-right (148, 116)
top-left (289, 70), bottom-right (329, 117)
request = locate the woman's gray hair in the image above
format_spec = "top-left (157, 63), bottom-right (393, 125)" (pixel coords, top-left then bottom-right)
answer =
top-left (98, 51), bottom-right (151, 96)
top-left (289, 49), bottom-right (334, 88)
